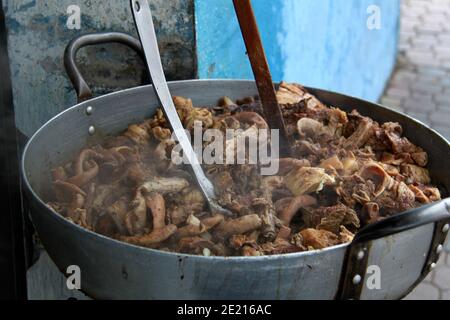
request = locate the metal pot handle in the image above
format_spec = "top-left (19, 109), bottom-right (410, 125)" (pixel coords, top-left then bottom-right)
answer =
top-left (338, 198), bottom-right (450, 299)
top-left (64, 32), bottom-right (144, 102)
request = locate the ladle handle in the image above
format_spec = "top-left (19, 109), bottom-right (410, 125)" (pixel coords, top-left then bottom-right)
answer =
top-left (130, 0), bottom-right (229, 216)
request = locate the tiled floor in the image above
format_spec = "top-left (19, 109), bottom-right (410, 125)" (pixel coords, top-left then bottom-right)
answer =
top-left (381, 0), bottom-right (450, 140)
top-left (380, 0), bottom-right (450, 300)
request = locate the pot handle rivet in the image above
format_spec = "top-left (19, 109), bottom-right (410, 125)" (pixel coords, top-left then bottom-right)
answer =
top-left (442, 224), bottom-right (449, 233)
top-left (352, 274), bottom-right (362, 285)
top-left (356, 250), bottom-right (365, 260)
top-left (86, 106), bottom-right (93, 115)
top-left (436, 244), bottom-right (443, 255)
top-left (88, 126), bottom-right (95, 135)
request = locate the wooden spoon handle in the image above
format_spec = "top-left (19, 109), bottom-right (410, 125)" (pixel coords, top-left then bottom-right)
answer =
top-left (233, 0), bottom-right (292, 157)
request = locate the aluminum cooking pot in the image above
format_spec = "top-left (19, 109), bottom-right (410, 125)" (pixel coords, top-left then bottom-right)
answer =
top-left (21, 32), bottom-right (450, 300)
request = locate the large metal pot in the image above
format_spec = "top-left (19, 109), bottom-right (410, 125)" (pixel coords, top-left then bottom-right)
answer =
top-left (21, 33), bottom-right (450, 300)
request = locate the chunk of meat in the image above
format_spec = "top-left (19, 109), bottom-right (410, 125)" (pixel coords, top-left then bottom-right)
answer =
top-left (261, 238), bottom-right (304, 255)
top-left (233, 112), bottom-right (269, 129)
top-left (176, 214), bottom-right (224, 238)
top-left (408, 185), bottom-right (430, 204)
top-left (124, 190), bottom-right (148, 236)
top-left (376, 181), bottom-right (416, 215)
top-left (302, 203), bottom-right (360, 232)
top-left (275, 158), bottom-right (311, 176)
top-left (229, 234), bottom-right (258, 250)
top-left (361, 202), bottom-right (382, 224)
top-left (401, 164), bottom-right (431, 185)
top-left (276, 82), bottom-right (326, 112)
top-left (278, 195), bottom-right (317, 225)
top-left (411, 151), bottom-right (428, 167)
top-left (285, 167), bottom-right (335, 196)
top-left (339, 226), bottom-right (355, 243)
top-left (177, 237), bottom-right (224, 256)
top-left (105, 196), bottom-right (130, 235)
top-left (300, 229), bottom-right (340, 250)
top-left (215, 214), bottom-right (262, 238)
top-left (145, 192), bottom-right (166, 230)
top-left (166, 188), bottom-right (205, 225)
top-left (95, 213), bottom-right (117, 237)
top-left (341, 152), bottom-right (359, 175)
top-left (297, 118), bottom-right (325, 138)
top-left (184, 108), bottom-right (214, 130)
top-left (124, 124), bottom-right (150, 145)
top-left (336, 174), bottom-right (375, 207)
top-left (422, 187), bottom-right (441, 202)
top-left (173, 96), bottom-right (194, 123)
top-left (119, 224), bottom-right (177, 248)
top-left (316, 204), bottom-right (360, 234)
top-left (140, 177), bottom-right (190, 194)
top-left (359, 162), bottom-right (395, 197)
top-left (381, 122), bottom-right (423, 155)
top-left (152, 126), bottom-right (172, 141)
top-left (327, 108), bottom-right (348, 137)
top-left (251, 197), bottom-right (277, 241)
top-left (320, 155), bottom-right (344, 171)
top-left (344, 118), bottom-right (374, 149)
top-left (381, 152), bottom-right (413, 166)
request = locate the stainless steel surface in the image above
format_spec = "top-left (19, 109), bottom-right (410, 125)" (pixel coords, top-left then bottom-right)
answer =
top-left (131, 0), bottom-right (231, 217)
top-left (360, 224), bottom-right (433, 300)
top-left (22, 80), bottom-right (450, 299)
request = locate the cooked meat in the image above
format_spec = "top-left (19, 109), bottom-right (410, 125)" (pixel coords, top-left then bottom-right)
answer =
top-left (359, 162), bottom-right (395, 197)
top-left (297, 118), bottom-right (326, 138)
top-left (320, 156), bottom-right (344, 171)
top-left (119, 224), bottom-right (177, 248)
top-left (361, 202), bottom-right (382, 224)
top-left (339, 226), bottom-right (355, 243)
top-left (278, 195), bottom-right (317, 225)
top-left (215, 214), bottom-right (263, 238)
top-left (284, 167), bottom-right (335, 196)
top-left (400, 164), bottom-right (431, 185)
top-left (316, 204), bottom-right (360, 234)
top-left (302, 203), bottom-right (360, 233)
top-left (47, 82), bottom-right (441, 256)
top-left (376, 181), bottom-right (416, 215)
top-left (299, 229), bottom-right (340, 250)
top-left (344, 118), bottom-right (374, 149)
top-left (276, 82), bottom-right (326, 110)
top-left (175, 214), bottom-right (224, 239)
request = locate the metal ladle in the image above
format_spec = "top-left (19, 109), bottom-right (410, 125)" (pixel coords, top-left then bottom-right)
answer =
top-left (130, 0), bottom-right (232, 217)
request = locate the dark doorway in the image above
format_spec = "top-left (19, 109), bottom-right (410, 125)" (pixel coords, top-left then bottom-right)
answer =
top-left (0, 0), bottom-right (27, 300)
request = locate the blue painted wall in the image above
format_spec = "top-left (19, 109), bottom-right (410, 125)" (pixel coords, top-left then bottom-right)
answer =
top-left (195, 0), bottom-right (400, 102)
